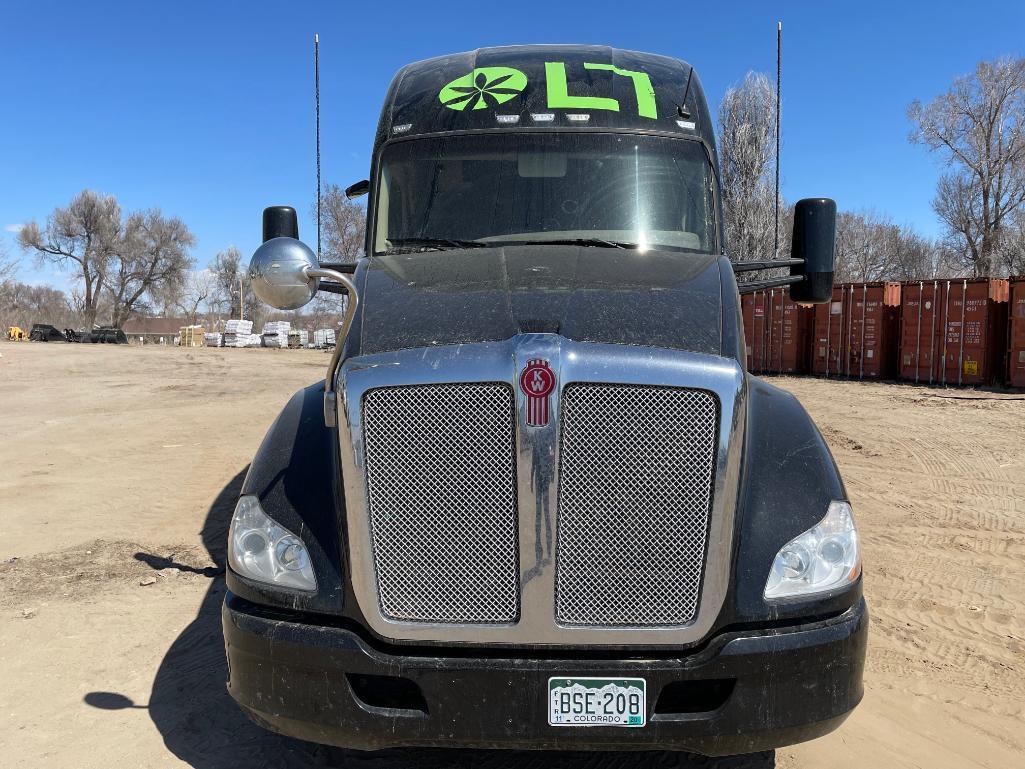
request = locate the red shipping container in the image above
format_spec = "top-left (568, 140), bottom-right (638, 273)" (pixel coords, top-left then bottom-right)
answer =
top-left (1010, 276), bottom-right (1025, 388)
top-left (812, 282), bottom-right (901, 379)
top-left (900, 278), bottom-right (1009, 386)
top-left (741, 292), bottom-right (768, 372)
top-left (741, 288), bottom-right (813, 374)
top-left (899, 281), bottom-right (944, 384)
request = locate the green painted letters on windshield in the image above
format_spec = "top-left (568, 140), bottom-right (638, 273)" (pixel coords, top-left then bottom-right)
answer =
top-left (544, 62), bottom-right (620, 112)
top-left (583, 63), bottom-right (657, 119)
top-left (545, 62), bottom-right (657, 119)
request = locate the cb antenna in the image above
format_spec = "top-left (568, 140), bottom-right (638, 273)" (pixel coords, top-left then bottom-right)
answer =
top-left (774, 21), bottom-right (781, 259)
top-left (677, 66), bottom-right (694, 119)
top-left (315, 33), bottom-right (322, 260)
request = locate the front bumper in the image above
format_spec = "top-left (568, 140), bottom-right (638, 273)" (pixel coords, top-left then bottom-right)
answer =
top-left (222, 595), bottom-right (867, 756)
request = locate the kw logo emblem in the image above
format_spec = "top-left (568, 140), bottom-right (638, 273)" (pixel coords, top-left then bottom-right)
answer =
top-left (439, 67), bottom-right (528, 111)
top-left (519, 359), bottom-right (556, 427)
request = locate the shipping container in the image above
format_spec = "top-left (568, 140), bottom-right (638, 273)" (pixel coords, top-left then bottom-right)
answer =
top-left (1007, 276), bottom-right (1025, 387)
top-left (899, 281), bottom-right (943, 384)
top-left (741, 287), bottom-right (813, 374)
top-left (812, 282), bottom-right (901, 379)
top-left (899, 278), bottom-right (1009, 386)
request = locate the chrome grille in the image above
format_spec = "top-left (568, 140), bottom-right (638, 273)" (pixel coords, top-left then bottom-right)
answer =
top-left (361, 383), bottom-right (519, 624)
top-left (556, 384), bottom-right (719, 627)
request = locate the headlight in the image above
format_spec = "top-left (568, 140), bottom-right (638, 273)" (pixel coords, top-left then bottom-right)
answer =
top-left (228, 495), bottom-right (317, 592)
top-left (764, 501), bottom-right (861, 600)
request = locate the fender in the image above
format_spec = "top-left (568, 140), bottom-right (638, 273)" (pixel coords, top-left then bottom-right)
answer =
top-left (727, 376), bottom-right (862, 625)
top-left (226, 383), bottom-right (347, 615)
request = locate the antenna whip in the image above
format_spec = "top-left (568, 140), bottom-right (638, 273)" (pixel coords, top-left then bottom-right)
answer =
top-left (774, 21), bottom-right (781, 259)
top-left (315, 33), bottom-right (322, 259)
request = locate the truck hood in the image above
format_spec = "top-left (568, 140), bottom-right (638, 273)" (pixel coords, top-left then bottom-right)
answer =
top-left (357, 245), bottom-right (725, 357)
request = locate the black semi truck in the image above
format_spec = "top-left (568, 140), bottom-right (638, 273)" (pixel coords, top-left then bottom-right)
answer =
top-left (223, 45), bottom-right (867, 756)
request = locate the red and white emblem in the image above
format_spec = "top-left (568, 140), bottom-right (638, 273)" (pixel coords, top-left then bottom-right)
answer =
top-left (519, 359), bottom-right (556, 427)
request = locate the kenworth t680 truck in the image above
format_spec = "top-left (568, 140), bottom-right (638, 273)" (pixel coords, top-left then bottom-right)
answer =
top-left (223, 45), bottom-right (867, 756)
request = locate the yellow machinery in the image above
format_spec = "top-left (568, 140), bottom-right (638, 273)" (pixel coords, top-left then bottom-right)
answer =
top-left (5, 326), bottom-right (28, 341)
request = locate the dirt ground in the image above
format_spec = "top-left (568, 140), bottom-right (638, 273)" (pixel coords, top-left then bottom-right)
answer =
top-left (1, 342), bottom-right (1023, 769)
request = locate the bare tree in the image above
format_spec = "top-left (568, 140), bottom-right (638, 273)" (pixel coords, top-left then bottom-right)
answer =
top-left (319, 185), bottom-right (367, 263)
top-left (0, 280), bottom-right (79, 332)
top-left (833, 210), bottom-right (888, 282)
top-left (833, 210), bottom-right (943, 282)
top-left (17, 190), bottom-right (121, 326)
top-left (883, 224), bottom-right (943, 281)
top-left (995, 206), bottom-right (1025, 275)
top-left (0, 244), bottom-right (15, 285)
top-left (174, 270), bottom-right (216, 323)
top-left (908, 57), bottom-right (1025, 277)
top-left (211, 246), bottom-right (244, 318)
top-left (718, 73), bottom-right (780, 266)
top-left (211, 245), bottom-right (260, 321)
top-left (106, 210), bottom-right (195, 327)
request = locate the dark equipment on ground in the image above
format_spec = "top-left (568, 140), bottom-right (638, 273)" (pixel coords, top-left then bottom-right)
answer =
top-left (63, 327), bottom-right (129, 344)
top-left (29, 324), bottom-right (66, 342)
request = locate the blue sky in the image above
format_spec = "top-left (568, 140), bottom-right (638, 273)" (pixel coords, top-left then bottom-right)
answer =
top-left (3, 0), bottom-right (1024, 287)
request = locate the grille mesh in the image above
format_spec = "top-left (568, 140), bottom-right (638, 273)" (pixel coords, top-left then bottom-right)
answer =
top-left (556, 384), bottom-right (718, 627)
top-left (362, 383), bottom-right (519, 624)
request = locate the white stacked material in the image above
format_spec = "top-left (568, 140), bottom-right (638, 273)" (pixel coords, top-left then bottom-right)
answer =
top-left (223, 332), bottom-right (259, 348)
top-left (204, 333), bottom-right (223, 347)
top-left (260, 320), bottom-right (291, 349)
top-left (287, 329), bottom-right (309, 348)
top-left (261, 333), bottom-right (288, 348)
top-left (313, 328), bottom-right (336, 348)
top-left (224, 319), bottom-right (253, 334)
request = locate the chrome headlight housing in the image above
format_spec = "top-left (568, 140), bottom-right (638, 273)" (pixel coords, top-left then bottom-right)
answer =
top-left (228, 495), bottom-right (317, 592)
top-left (764, 501), bottom-right (861, 600)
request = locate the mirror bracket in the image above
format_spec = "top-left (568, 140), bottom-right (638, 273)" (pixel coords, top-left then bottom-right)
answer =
top-left (304, 266), bottom-right (360, 427)
top-left (345, 180), bottom-right (370, 199)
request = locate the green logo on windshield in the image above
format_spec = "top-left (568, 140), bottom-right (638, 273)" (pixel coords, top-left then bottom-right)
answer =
top-left (439, 67), bottom-right (528, 111)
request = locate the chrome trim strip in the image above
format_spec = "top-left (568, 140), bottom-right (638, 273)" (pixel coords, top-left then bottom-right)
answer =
top-left (336, 335), bottom-right (746, 647)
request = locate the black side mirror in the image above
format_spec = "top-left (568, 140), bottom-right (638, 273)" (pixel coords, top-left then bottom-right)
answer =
top-left (345, 179), bottom-right (370, 199)
top-left (788, 198), bottom-right (836, 304)
top-left (262, 206), bottom-right (299, 242)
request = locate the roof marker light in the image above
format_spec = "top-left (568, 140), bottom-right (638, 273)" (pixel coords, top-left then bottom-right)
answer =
top-left (566, 114), bottom-right (590, 122)
top-left (530, 113), bottom-right (555, 123)
top-left (676, 119), bottom-right (696, 130)
top-left (496, 114), bottom-right (520, 125)
top-left (392, 123), bottom-right (412, 134)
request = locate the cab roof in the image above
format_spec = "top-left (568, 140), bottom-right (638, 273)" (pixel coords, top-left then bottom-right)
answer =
top-left (374, 45), bottom-right (715, 148)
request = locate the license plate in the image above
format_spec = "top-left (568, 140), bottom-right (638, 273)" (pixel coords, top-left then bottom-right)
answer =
top-left (548, 677), bottom-right (646, 727)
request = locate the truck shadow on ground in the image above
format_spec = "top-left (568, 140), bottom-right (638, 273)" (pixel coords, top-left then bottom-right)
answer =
top-left (134, 469), bottom-right (773, 769)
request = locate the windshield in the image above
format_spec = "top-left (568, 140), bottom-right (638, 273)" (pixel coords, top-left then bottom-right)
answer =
top-left (373, 132), bottom-right (716, 255)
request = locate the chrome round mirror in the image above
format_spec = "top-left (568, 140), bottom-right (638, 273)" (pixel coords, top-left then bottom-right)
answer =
top-left (248, 238), bottom-right (320, 310)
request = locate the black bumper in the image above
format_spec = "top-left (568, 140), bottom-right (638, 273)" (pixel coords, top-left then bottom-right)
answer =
top-left (222, 596), bottom-right (867, 756)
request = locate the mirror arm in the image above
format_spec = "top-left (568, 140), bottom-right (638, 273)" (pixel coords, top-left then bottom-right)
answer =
top-left (318, 262), bottom-right (357, 274)
top-left (317, 281), bottom-right (350, 295)
top-left (304, 266), bottom-right (360, 427)
top-left (732, 258), bottom-right (804, 273)
top-left (737, 275), bottom-right (805, 294)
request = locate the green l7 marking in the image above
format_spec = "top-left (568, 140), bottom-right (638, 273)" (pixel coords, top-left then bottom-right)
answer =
top-left (545, 62), bottom-right (657, 119)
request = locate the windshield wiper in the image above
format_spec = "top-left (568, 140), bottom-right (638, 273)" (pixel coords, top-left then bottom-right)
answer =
top-left (386, 237), bottom-right (490, 253)
top-left (503, 237), bottom-right (639, 250)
